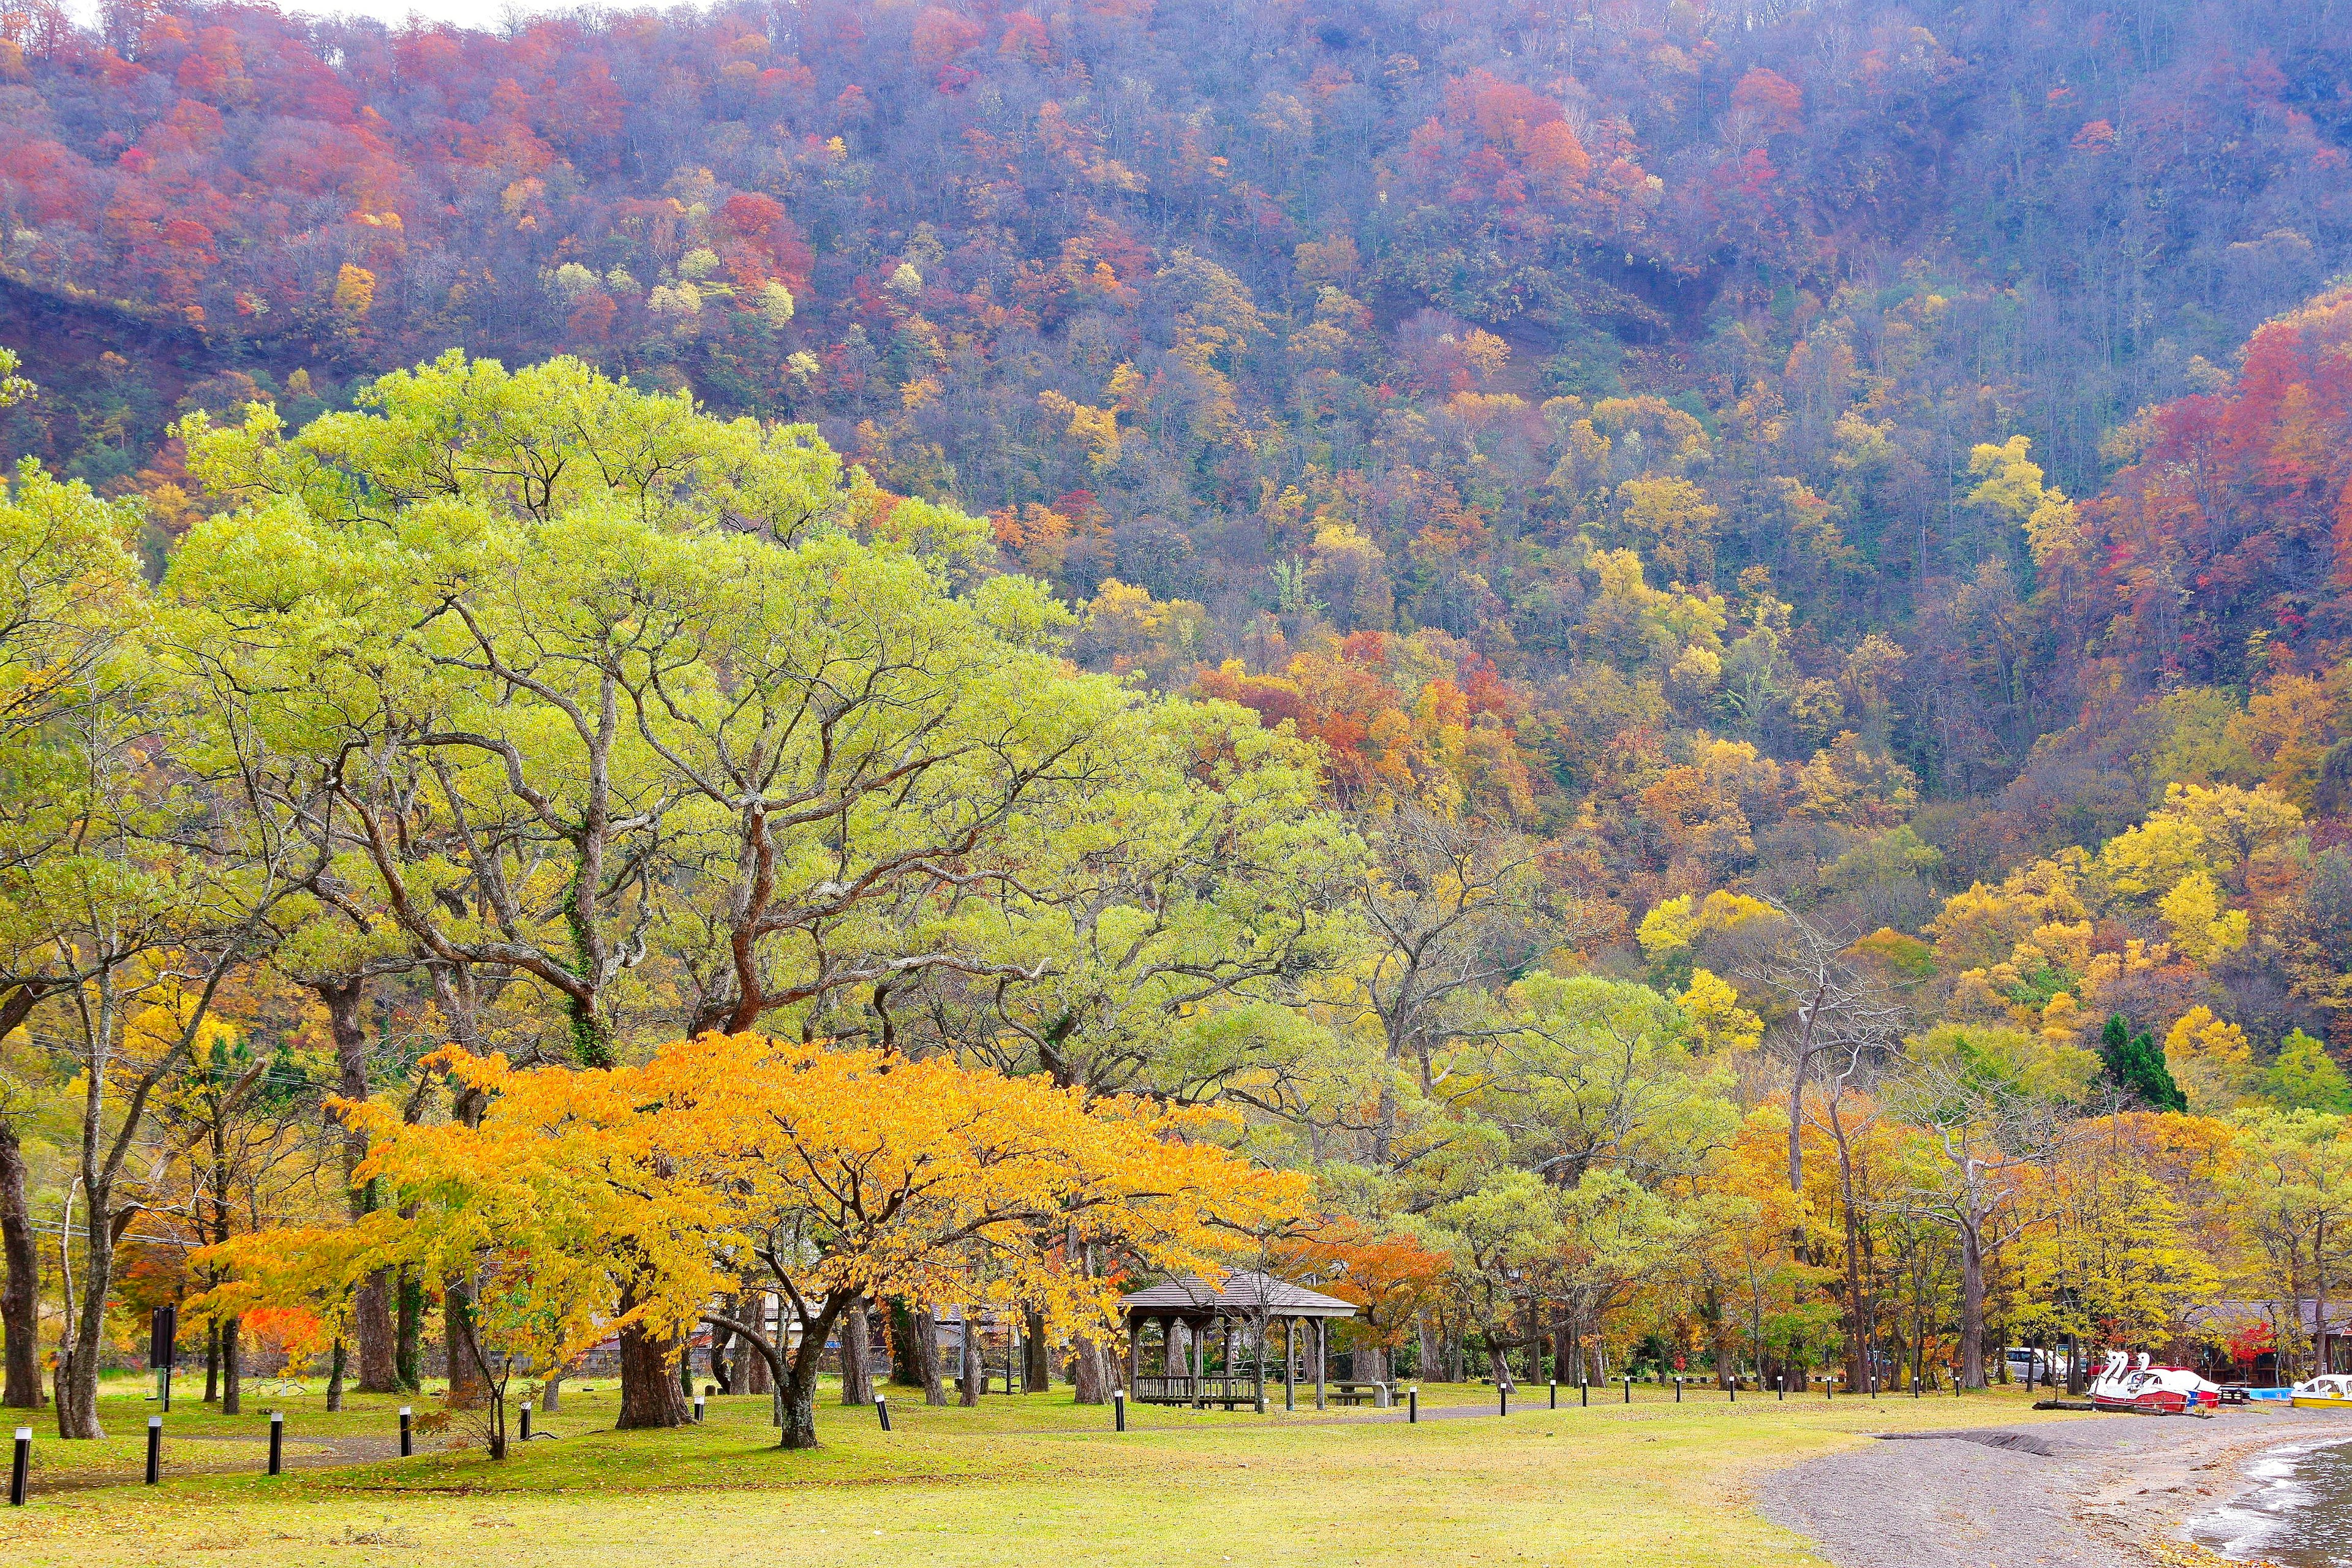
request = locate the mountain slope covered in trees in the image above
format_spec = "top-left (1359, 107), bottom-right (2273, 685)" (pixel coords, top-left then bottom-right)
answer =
top-left (1, 1), bottom-right (2350, 1023)
top-left (12, 0), bottom-right (2352, 1426)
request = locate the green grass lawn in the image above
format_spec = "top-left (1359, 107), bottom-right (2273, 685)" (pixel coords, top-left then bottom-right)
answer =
top-left (0, 1377), bottom-right (2075, 1566)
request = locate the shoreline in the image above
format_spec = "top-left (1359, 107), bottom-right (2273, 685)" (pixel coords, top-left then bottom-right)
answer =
top-left (2092, 1414), bottom-right (2339, 1563)
top-left (1762, 1409), bottom-right (2352, 1568)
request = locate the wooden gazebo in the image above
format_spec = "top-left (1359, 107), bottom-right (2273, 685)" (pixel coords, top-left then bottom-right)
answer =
top-left (1118, 1271), bottom-right (1359, 1411)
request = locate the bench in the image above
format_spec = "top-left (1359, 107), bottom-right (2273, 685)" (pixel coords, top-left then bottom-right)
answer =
top-left (1326, 1381), bottom-right (1388, 1408)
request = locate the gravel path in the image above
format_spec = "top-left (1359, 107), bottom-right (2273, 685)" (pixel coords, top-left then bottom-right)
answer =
top-left (1760, 1408), bottom-right (2350, 1567)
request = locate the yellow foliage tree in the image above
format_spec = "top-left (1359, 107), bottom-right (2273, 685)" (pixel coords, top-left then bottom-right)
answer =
top-left (2163, 1008), bottom-right (2253, 1114)
top-left (651, 1033), bottom-right (1308, 1445)
top-left (2158, 870), bottom-right (2250, 963)
top-left (330, 263), bottom-right (375, 318)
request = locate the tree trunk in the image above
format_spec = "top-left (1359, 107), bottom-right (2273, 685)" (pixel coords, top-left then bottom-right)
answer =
top-left (1710, 1294), bottom-right (1733, 1389)
top-left (221, 1316), bottom-right (243, 1417)
top-left (1024, 1308), bottom-right (1050, 1392)
top-left (889, 1298), bottom-right (920, 1386)
top-left (1958, 1224), bottom-right (1988, 1389)
top-left (1071, 1333), bottom-right (1110, 1404)
top-left (394, 1271), bottom-right (423, 1392)
top-left (1786, 995), bottom-right (1819, 1261)
top-left (440, 1066), bottom-right (488, 1415)
top-left (709, 1298), bottom-right (738, 1394)
top-left (354, 1270), bottom-right (398, 1393)
top-left (205, 1319), bottom-right (220, 1402)
top-left (708, 1295), bottom-right (842, 1450)
top-left (326, 1338), bottom-right (346, 1411)
top-left (1831, 1102), bottom-right (1871, 1395)
top-left (541, 1369), bottom-right (564, 1413)
top-left (780, 1357), bottom-right (820, 1449)
top-left (320, 977), bottom-right (398, 1391)
top-left (58, 1194), bottom-right (116, 1437)
top-left (779, 1302), bottom-right (850, 1448)
top-left (614, 1300), bottom-right (691, 1430)
top-left (446, 1306), bottom-right (507, 1460)
top-left (445, 1286), bottom-right (485, 1409)
top-left (959, 1313), bottom-right (979, 1406)
top-left (1069, 1237), bottom-right (1109, 1404)
top-left (913, 1308), bottom-right (946, 1406)
top-left (839, 1295), bottom-right (873, 1405)
top-left (0, 1122), bottom-right (39, 1408)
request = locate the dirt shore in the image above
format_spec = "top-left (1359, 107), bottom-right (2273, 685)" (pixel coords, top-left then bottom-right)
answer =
top-left (1759, 1406), bottom-right (2350, 1567)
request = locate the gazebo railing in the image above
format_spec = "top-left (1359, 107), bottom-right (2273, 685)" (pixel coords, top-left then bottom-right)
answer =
top-left (1131, 1373), bottom-right (1262, 1404)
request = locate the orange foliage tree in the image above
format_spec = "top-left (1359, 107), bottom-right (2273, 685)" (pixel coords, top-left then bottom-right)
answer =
top-left (1275, 1218), bottom-right (1450, 1383)
top-left (201, 1035), bottom-right (1307, 1453)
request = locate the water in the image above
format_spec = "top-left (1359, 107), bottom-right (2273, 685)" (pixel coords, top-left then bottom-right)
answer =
top-left (2194, 1438), bottom-right (2352, 1565)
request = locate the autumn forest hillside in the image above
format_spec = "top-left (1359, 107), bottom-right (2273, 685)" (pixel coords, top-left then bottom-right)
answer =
top-left (5, 0), bottom-right (2352, 1047)
top-left (19, 0), bottom-right (2352, 1434)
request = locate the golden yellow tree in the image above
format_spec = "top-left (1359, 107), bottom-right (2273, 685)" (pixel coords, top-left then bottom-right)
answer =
top-left (205, 1035), bottom-right (1306, 1453)
top-left (636, 1033), bottom-right (1308, 1447)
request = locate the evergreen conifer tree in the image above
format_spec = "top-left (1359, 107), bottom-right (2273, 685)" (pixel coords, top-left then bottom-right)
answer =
top-left (2100, 1013), bottom-right (2187, 1112)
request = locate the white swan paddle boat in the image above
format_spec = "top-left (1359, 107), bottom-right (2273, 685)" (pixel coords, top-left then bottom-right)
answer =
top-left (2088, 1350), bottom-right (2222, 1416)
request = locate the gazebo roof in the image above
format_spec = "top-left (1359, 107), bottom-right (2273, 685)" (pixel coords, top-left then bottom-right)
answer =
top-left (1118, 1270), bottom-right (1357, 1319)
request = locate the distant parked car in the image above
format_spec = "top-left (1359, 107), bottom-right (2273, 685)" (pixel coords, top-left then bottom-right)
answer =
top-left (2003, 1347), bottom-right (2076, 1382)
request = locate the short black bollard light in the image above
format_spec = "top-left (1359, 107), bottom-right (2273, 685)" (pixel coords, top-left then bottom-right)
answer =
top-left (875, 1395), bottom-right (892, 1433)
top-left (1579, 1377), bottom-right (1588, 1408)
top-left (1408, 1386), bottom-right (1419, 1423)
top-left (1548, 1380), bottom-right (1558, 1410)
top-left (1728, 1376), bottom-right (1736, 1404)
top-left (1778, 1374), bottom-right (1787, 1401)
top-left (1113, 1389), bottom-right (1126, 1432)
top-left (519, 1401), bottom-right (532, 1442)
top-left (692, 1394), bottom-right (705, 1424)
top-left (1498, 1384), bottom-right (1509, 1418)
top-left (1623, 1376), bottom-right (1632, 1404)
top-left (1675, 1376), bottom-right (1683, 1404)
top-left (268, 1411), bottom-right (284, 1477)
top-left (12, 1426), bottom-right (29, 1506)
top-left (399, 1406), bottom-right (413, 1457)
top-left (146, 1416), bottom-right (162, 1485)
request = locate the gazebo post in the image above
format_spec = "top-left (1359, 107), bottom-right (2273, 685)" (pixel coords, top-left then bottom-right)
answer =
top-left (1315, 1317), bottom-right (1327, 1411)
top-left (1126, 1311), bottom-right (1139, 1390)
top-left (1253, 1314), bottom-right (1266, 1414)
top-left (1284, 1318), bottom-right (1296, 1411)
top-left (1191, 1314), bottom-right (1206, 1409)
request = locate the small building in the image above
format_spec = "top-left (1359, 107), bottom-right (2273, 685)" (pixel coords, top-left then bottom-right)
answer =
top-left (1118, 1271), bottom-right (1359, 1411)
top-left (2180, 1298), bottom-right (2352, 1385)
